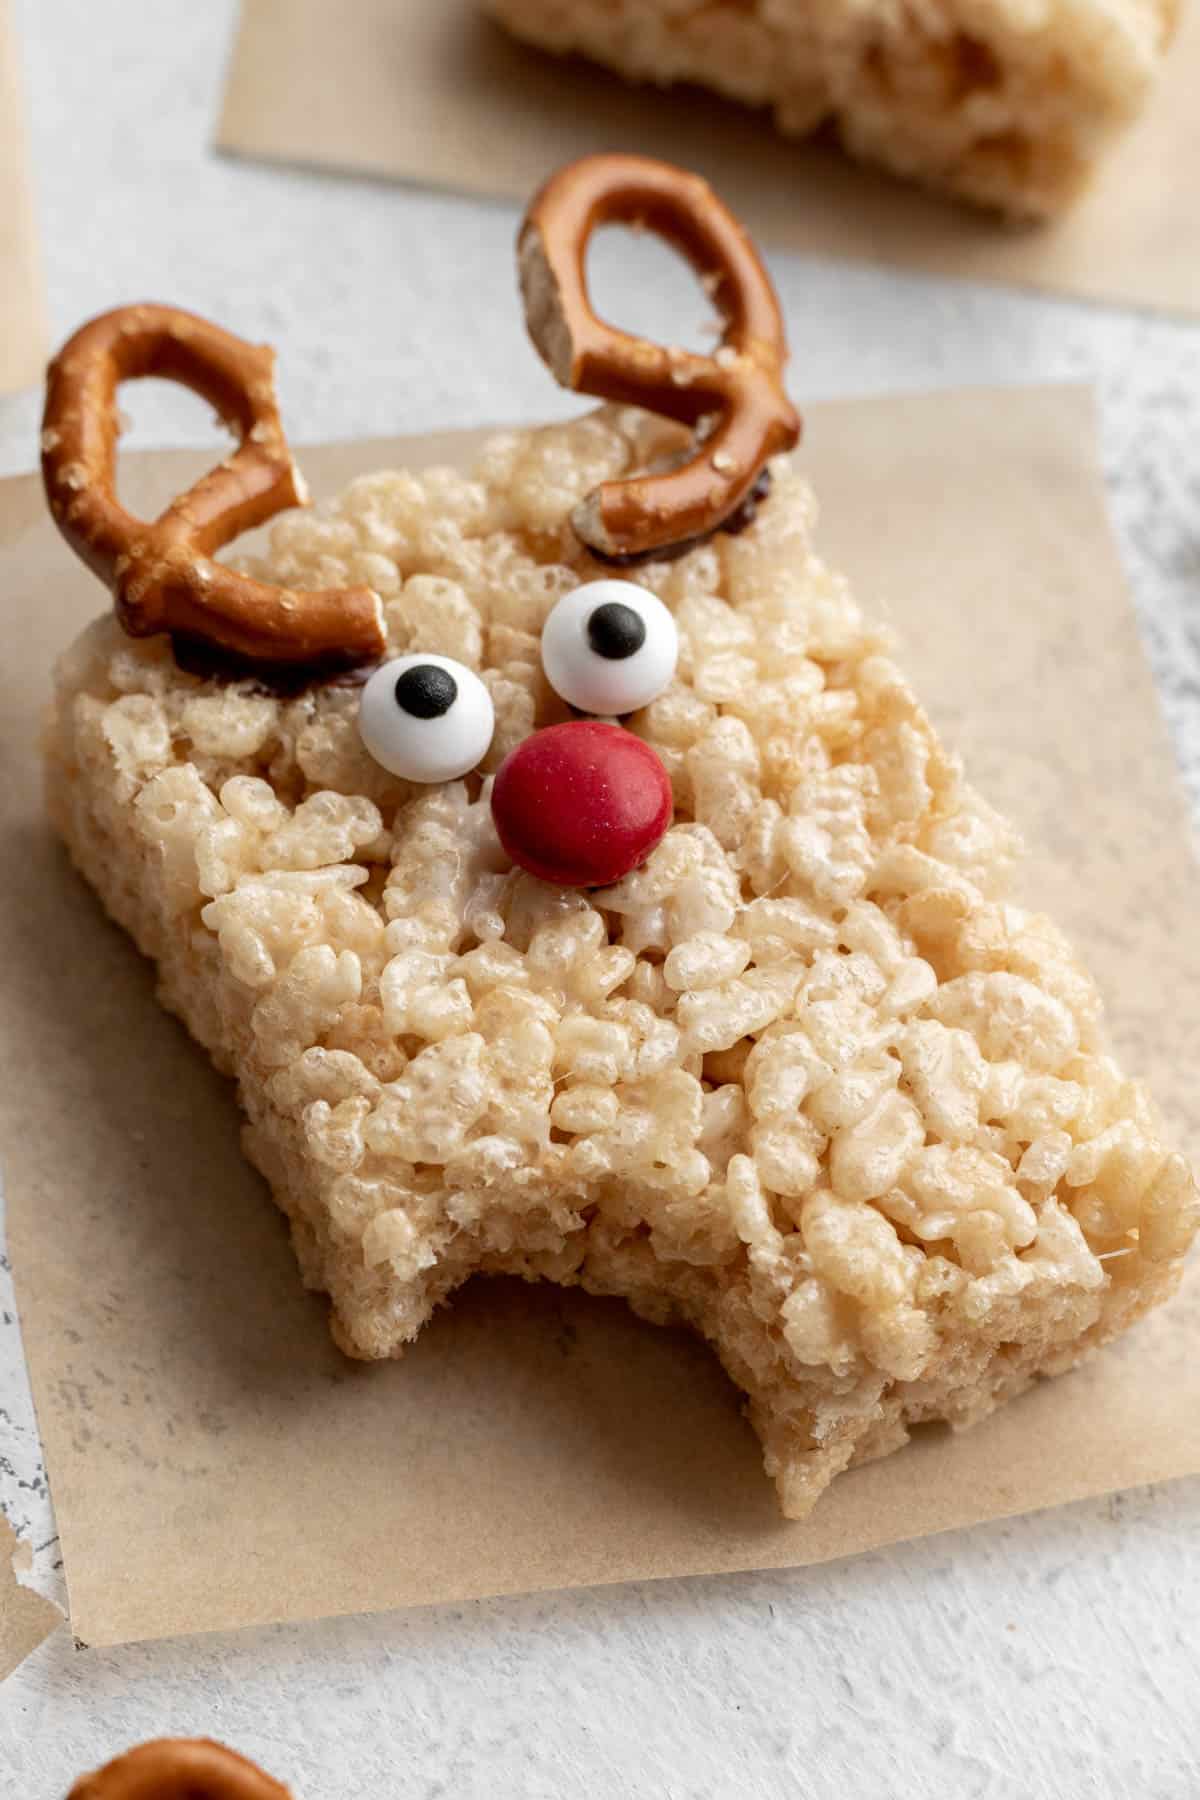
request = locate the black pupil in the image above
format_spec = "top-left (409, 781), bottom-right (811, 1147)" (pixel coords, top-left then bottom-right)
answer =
top-left (587, 601), bottom-right (646, 661)
top-left (394, 663), bottom-right (458, 719)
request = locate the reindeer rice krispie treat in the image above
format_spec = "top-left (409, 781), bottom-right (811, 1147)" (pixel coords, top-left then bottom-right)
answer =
top-left (485, 0), bottom-right (1179, 217)
top-left (41, 156), bottom-right (1197, 1517)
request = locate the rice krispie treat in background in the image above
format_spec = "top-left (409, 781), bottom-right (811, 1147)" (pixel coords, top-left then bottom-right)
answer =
top-left (68, 1737), bottom-right (291, 1798)
top-left (41, 155), bottom-right (1196, 1518)
top-left (484, 0), bottom-right (1178, 217)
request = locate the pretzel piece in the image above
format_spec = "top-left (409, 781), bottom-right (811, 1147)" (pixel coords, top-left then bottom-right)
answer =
top-left (518, 154), bottom-right (801, 560)
top-left (42, 305), bottom-right (386, 672)
top-left (67, 1737), bottom-right (292, 1800)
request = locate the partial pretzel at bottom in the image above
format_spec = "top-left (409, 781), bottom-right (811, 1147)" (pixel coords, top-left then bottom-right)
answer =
top-left (67, 1736), bottom-right (292, 1799)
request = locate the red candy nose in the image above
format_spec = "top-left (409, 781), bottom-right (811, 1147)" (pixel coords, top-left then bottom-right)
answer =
top-left (491, 720), bottom-right (673, 888)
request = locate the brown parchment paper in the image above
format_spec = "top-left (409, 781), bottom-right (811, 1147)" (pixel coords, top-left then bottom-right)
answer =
top-left (2, 386), bottom-right (1199, 1654)
top-left (217, 0), bottom-right (1200, 317)
top-left (0, 1516), bottom-right (60, 1680)
top-left (0, 0), bottom-right (45, 395)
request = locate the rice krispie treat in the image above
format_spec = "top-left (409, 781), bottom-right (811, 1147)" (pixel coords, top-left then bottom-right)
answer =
top-left (41, 157), bottom-right (1196, 1518)
top-left (68, 1738), bottom-right (290, 1798)
top-left (484, 0), bottom-right (1178, 217)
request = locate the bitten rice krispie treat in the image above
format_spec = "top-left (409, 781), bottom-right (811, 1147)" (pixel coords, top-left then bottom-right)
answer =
top-left (485, 0), bottom-right (1178, 216)
top-left (40, 156), bottom-right (1196, 1518)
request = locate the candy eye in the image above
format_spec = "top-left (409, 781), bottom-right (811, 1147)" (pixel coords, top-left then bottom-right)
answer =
top-left (541, 579), bottom-right (678, 716)
top-left (358, 653), bottom-right (495, 782)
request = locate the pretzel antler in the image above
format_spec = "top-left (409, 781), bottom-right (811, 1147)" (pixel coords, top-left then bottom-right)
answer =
top-left (42, 305), bottom-right (386, 672)
top-left (518, 154), bottom-right (801, 561)
top-left (67, 1737), bottom-right (293, 1800)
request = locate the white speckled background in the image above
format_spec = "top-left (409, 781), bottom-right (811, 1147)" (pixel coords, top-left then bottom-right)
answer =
top-left (1, 2), bottom-right (1198, 1793)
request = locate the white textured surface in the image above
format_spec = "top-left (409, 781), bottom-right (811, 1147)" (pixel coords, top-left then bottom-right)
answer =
top-left (2, 2), bottom-right (1199, 1794)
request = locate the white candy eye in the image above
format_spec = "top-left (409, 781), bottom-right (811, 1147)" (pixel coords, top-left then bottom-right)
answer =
top-left (541, 579), bottom-right (678, 716)
top-left (358, 653), bottom-right (495, 782)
